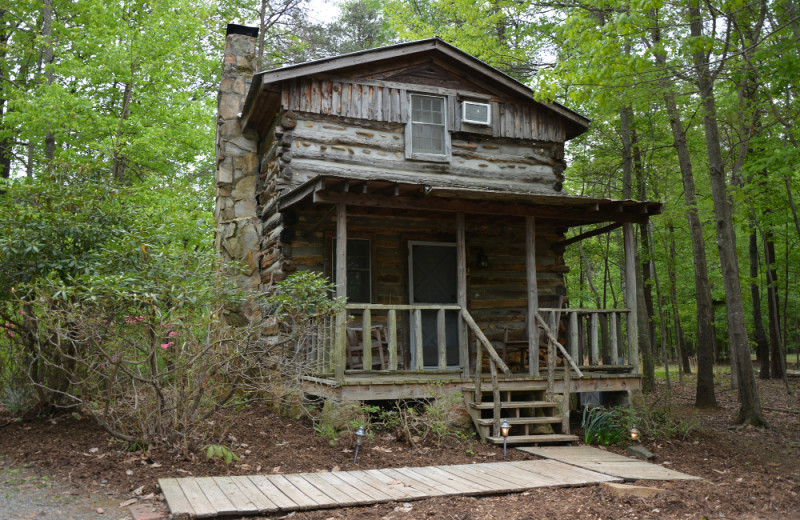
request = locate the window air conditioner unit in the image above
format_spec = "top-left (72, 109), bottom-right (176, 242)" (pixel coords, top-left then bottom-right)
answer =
top-left (462, 101), bottom-right (491, 125)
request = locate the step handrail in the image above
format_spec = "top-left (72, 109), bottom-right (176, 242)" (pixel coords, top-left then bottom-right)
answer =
top-left (536, 312), bottom-right (582, 436)
top-left (535, 313), bottom-right (583, 378)
top-left (461, 309), bottom-right (511, 375)
top-left (462, 308), bottom-right (509, 437)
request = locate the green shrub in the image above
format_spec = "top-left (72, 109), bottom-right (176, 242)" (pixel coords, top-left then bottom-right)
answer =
top-left (0, 177), bottom-right (309, 450)
top-left (203, 444), bottom-right (240, 464)
top-left (616, 404), bottom-right (698, 441)
top-left (581, 405), bottom-right (625, 445)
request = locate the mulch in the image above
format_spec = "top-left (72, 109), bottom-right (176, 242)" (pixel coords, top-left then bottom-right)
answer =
top-left (1, 372), bottom-right (799, 519)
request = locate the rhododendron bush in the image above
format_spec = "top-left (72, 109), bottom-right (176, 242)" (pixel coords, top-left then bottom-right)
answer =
top-left (0, 178), bottom-right (327, 449)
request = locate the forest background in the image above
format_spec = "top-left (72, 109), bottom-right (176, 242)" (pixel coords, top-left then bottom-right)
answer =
top-left (0, 0), bottom-right (798, 445)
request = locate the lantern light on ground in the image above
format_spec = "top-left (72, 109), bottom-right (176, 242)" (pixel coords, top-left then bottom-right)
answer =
top-left (354, 426), bottom-right (365, 463)
top-left (630, 427), bottom-right (640, 442)
top-left (500, 419), bottom-right (511, 457)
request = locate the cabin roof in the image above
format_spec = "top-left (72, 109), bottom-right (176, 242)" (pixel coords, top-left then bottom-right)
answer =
top-left (242, 38), bottom-right (590, 139)
top-left (278, 175), bottom-right (662, 227)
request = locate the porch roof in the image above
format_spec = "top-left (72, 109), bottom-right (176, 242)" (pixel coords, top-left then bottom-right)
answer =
top-left (277, 175), bottom-right (662, 227)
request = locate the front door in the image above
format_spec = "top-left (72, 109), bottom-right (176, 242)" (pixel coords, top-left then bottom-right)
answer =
top-left (409, 242), bottom-right (459, 368)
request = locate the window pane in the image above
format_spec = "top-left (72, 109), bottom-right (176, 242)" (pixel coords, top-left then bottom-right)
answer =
top-left (412, 123), bottom-right (445, 154)
top-left (411, 95), bottom-right (443, 124)
top-left (347, 239), bottom-right (370, 269)
top-left (347, 271), bottom-right (370, 303)
top-left (332, 238), bottom-right (371, 303)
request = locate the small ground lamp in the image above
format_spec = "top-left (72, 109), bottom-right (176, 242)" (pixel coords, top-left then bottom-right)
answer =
top-left (353, 426), bottom-right (366, 463)
top-left (629, 427), bottom-right (640, 442)
top-left (500, 419), bottom-right (511, 457)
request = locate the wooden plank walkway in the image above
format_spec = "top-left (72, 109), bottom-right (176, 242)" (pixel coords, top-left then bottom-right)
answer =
top-left (518, 446), bottom-right (703, 481)
top-left (160, 460), bottom-right (621, 518)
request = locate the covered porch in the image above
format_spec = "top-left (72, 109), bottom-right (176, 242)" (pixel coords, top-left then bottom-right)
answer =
top-left (277, 175), bottom-right (660, 442)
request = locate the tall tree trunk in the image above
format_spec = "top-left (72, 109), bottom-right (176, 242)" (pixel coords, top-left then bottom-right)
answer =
top-left (668, 224), bottom-right (690, 376)
top-left (112, 80), bottom-right (133, 183)
top-left (649, 223), bottom-right (671, 389)
top-left (635, 131), bottom-right (657, 350)
top-left (749, 231), bottom-right (771, 378)
top-left (764, 234), bottom-right (784, 379)
top-left (650, 18), bottom-right (715, 406)
top-left (687, 0), bottom-right (764, 425)
top-left (620, 105), bottom-right (655, 391)
top-left (43, 0), bottom-right (56, 171)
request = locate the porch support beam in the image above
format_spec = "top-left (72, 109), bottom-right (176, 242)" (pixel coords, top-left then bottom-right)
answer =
top-left (456, 212), bottom-right (469, 378)
top-left (623, 222), bottom-right (640, 374)
top-left (556, 222), bottom-right (623, 249)
top-left (311, 190), bottom-right (652, 224)
top-left (526, 216), bottom-right (540, 377)
top-left (335, 204), bottom-right (348, 382)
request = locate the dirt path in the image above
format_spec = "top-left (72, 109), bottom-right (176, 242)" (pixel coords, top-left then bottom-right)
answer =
top-left (1, 374), bottom-right (798, 519)
top-left (0, 462), bottom-right (132, 520)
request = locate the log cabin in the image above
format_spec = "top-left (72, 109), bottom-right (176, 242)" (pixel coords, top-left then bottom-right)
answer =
top-left (215, 25), bottom-right (662, 445)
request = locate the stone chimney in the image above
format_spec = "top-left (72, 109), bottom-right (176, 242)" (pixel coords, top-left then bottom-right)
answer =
top-left (214, 24), bottom-right (261, 295)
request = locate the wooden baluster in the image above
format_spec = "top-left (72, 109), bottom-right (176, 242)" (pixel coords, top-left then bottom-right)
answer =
top-left (590, 312), bottom-right (599, 366)
top-left (388, 309), bottom-right (397, 371)
top-left (414, 309), bottom-right (423, 370)
top-left (474, 339), bottom-right (483, 405)
top-left (490, 359), bottom-right (500, 438)
top-left (569, 311), bottom-right (579, 364)
top-left (609, 311), bottom-right (618, 365)
top-left (547, 338), bottom-right (555, 402)
top-left (437, 308), bottom-right (447, 370)
top-left (620, 311), bottom-right (628, 365)
top-left (362, 309), bottom-right (372, 370)
top-left (562, 352), bottom-right (571, 434)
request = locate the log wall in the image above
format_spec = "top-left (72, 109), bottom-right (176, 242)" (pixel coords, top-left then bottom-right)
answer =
top-left (254, 72), bottom-right (570, 330)
top-left (281, 77), bottom-right (567, 142)
top-left (272, 205), bottom-right (568, 362)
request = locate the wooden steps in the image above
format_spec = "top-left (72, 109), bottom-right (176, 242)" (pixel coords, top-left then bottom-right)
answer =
top-left (462, 383), bottom-right (547, 392)
top-left (470, 401), bottom-right (557, 410)
top-left (487, 434), bottom-right (578, 445)
top-left (463, 383), bottom-right (575, 446)
top-left (475, 416), bottom-right (561, 426)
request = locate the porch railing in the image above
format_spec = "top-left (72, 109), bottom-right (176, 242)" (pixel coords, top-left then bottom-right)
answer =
top-left (301, 303), bottom-right (464, 378)
top-left (540, 307), bottom-right (633, 369)
top-left (299, 306), bottom-right (635, 379)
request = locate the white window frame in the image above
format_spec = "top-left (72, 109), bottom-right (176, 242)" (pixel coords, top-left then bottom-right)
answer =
top-left (405, 93), bottom-right (451, 162)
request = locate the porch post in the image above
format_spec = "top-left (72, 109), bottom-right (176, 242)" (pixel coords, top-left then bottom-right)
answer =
top-left (335, 204), bottom-right (348, 382)
top-left (623, 222), bottom-right (640, 374)
top-left (456, 212), bottom-right (469, 378)
top-left (456, 212), bottom-right (469, 377)
top-left (526, 216), bottom-right (540, 377)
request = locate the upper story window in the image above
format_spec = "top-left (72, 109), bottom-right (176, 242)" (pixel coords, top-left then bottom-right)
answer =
top-left (406, 94), bottom-right (450, 161)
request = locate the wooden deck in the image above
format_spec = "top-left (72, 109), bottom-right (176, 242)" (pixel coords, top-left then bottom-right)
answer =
top-left (518, 446), bottom-right (703, 481)
top-left (160, 459), bottom-right (622, 518)
top-left (303, 371), bottom-right (642, 401)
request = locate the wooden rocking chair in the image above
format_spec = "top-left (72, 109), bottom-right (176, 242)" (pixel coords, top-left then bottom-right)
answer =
top-left (501, 296), bottom-right (564, 371)
top-left (346, 325), bottom-right (388, 370)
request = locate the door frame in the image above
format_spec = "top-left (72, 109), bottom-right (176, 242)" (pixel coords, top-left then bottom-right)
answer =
top-left (408, 240), bottom-right (458, 369)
